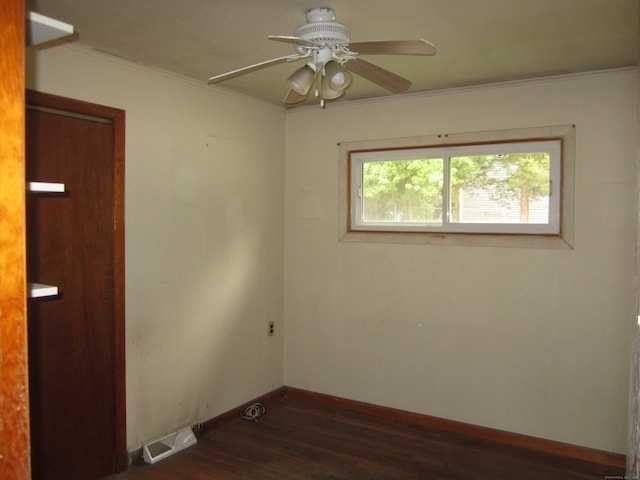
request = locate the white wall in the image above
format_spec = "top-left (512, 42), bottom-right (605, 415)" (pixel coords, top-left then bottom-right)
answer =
top-left (27, 45), bottom-right (286, 448)
top-left (284, 69), bottom-right (637, 454)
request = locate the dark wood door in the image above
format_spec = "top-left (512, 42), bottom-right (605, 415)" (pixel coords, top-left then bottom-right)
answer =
top-left (26, 94), bottom-right (125, 479)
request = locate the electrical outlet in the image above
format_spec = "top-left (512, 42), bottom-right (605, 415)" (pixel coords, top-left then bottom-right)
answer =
top-left (268, 321), bottom-right (275, 336)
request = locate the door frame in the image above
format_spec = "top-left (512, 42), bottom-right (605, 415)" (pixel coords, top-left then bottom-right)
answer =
top-left (0, 0), bottom-right (29, 478)
top-left (26, 89), bottom-right (127, 472)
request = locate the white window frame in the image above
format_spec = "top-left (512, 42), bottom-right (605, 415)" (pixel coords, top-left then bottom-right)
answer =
top-left (339, 125), bottom-right (575, 249)
top-left (351, 140), bottom-right (561, 235)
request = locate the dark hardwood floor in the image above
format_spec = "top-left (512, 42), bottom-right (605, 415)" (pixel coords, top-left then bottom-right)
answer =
top-left (105, 396), bottom-right (625, 479)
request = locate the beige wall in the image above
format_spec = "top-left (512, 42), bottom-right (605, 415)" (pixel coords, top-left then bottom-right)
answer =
top-left (284, 70), bottom-right (637, 454)
top-left (26, 45), bottom-right (286, 448)
top-left (27, 42), bottom-right (637, 455)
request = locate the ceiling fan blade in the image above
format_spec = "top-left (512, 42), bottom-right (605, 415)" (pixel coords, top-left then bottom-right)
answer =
top-left (344, 58), bottom-right (412, 93)
top-left (349, 39), bottom-right (436, 56)
top-left (284, 88), bottom-right (308, 105)
top-left (268, 35), bottom-right (320, 48)
top-left (207, 54), bottom-right (304, 84)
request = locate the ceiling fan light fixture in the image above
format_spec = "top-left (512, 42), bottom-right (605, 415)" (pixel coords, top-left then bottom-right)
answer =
top-left (323, 60), bottom-right (352, 91)
top-left (287, 64), bottom-right (316, 95)
top-left (320, 79), bottom-right (346, 101)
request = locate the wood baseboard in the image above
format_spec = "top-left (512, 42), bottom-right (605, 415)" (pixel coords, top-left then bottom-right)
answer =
top-left (284, 386), bottom-right (626, 469)
top-left (129, 387), bottom-right (289, 466)
top-left (198, 386), bottom-right (288, 436)
top-left (129, 385), bottom-right (625, 469)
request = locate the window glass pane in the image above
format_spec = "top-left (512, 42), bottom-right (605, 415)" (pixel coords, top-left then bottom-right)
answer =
top-left (449, 153), bottom-right (550, 224)
top-left (362, 158), bottom-right (443, 225)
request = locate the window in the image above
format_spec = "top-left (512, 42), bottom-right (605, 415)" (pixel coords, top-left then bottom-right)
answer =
top-left (351, 140), bottom-right (561, 234)
top-left (339, 126), bottom-right (574, 248)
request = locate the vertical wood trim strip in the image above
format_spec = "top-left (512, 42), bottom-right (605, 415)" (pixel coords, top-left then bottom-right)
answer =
top-left (0, 0), bottom-right (31, 479)
top-left (112, 104), bottom-right (128, 473)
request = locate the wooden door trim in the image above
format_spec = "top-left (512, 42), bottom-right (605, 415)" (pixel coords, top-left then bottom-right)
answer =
top-left (0, 0), bottom-right (30, 478)
top-left (25, 89), bottom-right (127, 472)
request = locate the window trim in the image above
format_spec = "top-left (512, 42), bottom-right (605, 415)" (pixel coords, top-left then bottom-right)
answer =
top-left (339, 125), bottom-right (575, 249)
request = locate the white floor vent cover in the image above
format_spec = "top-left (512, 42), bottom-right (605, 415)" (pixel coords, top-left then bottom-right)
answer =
top-left (142, 426), bottom-right (197, 464)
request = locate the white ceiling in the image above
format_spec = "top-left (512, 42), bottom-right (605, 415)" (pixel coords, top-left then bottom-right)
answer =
top-left (27, 0), bottom-right (638, 107)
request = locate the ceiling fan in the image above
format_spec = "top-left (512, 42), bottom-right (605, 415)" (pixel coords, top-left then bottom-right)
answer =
top-left (207, 7), bottom-right (435, 107)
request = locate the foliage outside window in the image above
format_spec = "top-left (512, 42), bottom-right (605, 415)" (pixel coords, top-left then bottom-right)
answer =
top-left (339, 126), bottom-right (574, 248)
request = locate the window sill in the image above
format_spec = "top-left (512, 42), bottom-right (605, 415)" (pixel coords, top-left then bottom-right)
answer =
top-left (340, 230), bottom-right (573, 249)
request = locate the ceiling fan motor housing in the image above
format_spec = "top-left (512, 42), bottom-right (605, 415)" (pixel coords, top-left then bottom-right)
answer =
top-left (294, 7), bottom-right (350, 47)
